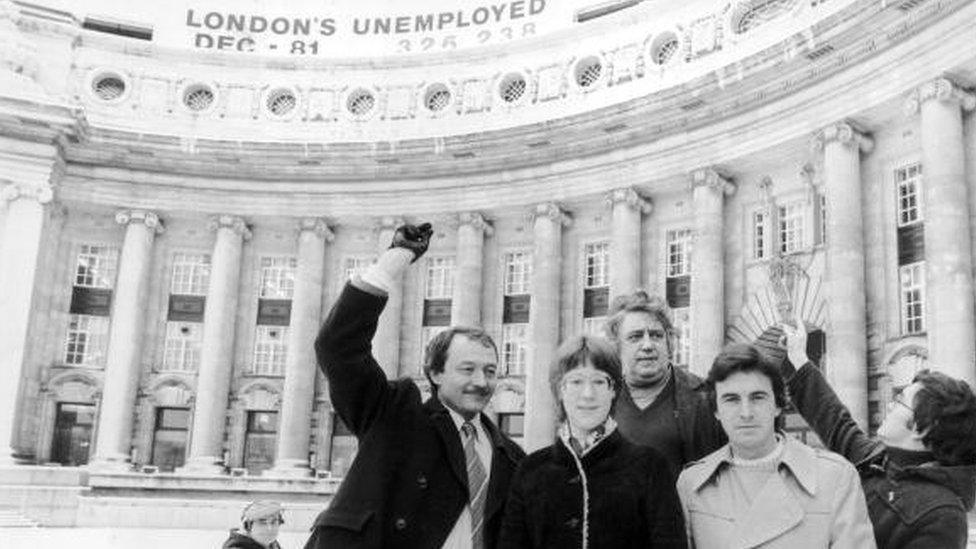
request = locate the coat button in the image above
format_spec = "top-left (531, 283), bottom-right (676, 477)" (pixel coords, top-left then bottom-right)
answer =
top-left (395, 518), bottom-right (407, 530)
top-left (565, 517), bottom-right (580, 529)
top-left (417, 475), bottom-right (428, 489)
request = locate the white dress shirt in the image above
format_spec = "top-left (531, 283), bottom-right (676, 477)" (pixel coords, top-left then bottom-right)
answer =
top-left (440, 407), bottom-right (493, 549)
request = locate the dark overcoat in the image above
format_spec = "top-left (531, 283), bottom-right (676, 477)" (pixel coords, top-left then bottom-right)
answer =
top-left (305, 283), bottom-right (525, 549)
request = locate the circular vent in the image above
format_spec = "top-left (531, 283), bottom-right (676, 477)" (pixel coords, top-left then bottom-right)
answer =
top-left (424, 85), bottom-right (451, 112)
top-left (651, 33), bottom-right (681, 66)
top-left (92, 75), bottom-right (125, 101)
top-left (347, 89), bottom-right (375, 116)
top-left (499, 74), bottom-right (527, 103)
top-left (183, 85), bottom-right (215, 112)
top-left (267, 88), bottom-right (297, 116)
top-left (575, 57), bottom-right (603, 88)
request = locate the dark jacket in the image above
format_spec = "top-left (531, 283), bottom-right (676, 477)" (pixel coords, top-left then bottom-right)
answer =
top-left (786, 361), bottom-right (976, 549)
top-left (305, 283), bottom-right (526, 549)
top-left (498, 429), bottom-right (686, 549)
top-left (617, 366), bottom-right (727, 467)
top-left (223, 530), bottom-right (282, 549)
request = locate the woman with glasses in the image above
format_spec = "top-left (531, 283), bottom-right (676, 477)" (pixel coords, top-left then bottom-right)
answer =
top-left (498, 335), bottom-right (687, 549)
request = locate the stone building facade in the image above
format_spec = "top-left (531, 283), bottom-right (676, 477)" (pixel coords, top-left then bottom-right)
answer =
top-left (2, 0), bottom-right (976, 484)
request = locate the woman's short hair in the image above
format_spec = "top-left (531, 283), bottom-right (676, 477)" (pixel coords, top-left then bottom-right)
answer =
top-left (911, 369), bottom-right (976, 465)
top-left (705, 343), bottom-right (788, 412)
top-left (548, 335), bottom-right (624, 422)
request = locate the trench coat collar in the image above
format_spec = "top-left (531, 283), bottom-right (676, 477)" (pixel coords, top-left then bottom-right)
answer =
top-left (685, 435), bottom-right (819, 497)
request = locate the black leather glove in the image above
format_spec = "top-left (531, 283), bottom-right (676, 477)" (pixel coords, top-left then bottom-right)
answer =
top-left (389, 222), bottom-right (433, 263)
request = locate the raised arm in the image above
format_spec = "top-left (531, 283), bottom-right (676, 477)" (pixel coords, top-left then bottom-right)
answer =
top-left (314, 223), bottom-right (432, 437)
top-left (780, 321), bottom-right (883, 466)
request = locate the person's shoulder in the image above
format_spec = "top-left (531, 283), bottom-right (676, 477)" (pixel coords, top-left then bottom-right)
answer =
top-left (222, 530), bottom-right (264, 549)
top-left (677, 445), bottom-right (729, 490)
top-left (673, 366), bottom-right (707, 391)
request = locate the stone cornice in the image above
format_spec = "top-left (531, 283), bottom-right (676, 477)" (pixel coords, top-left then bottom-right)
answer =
top-left (903, 77), bottom-right (976, 116)
top-left (115, 209), bottom-right (164, 234)
top-left (298, 217), bottom-right (335, 242)
top-left (530, 202), bottom-right (572, 227)
top-left (0, 180), bottom-right (54, 204)
top-left (208, 214), bottom-right (252, 240)
top-left (458, 211), bottom-right (494, 237)
top-left (690, 168), bottom-right (736, 196)
top-left (811, 122), bottom-right (873, 154)
top-left (605, 187), bottom-right (652, 214)
top-left (376, 216), bottom-right (406, 232)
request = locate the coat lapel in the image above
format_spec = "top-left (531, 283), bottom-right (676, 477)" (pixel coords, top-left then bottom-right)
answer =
top-left (425, 398), bottom-right (468, 492)
top-left (482, 415), bottom-right (517, 522)
top-left (730, 471), bottom-right (804, 548)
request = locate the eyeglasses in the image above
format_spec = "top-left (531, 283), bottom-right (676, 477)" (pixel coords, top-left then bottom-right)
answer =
top-left (562, 373), bottom-right (614, 393)
top-left (254, 517), bottom-right (284, 526)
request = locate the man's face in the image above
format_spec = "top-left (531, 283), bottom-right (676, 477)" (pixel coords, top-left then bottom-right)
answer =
top-left (877, 381), bottom-right (926, 450)
top-left (248, 516), bottom-right (282, 546)
top-left (431, 335), bottom-right (498, 420)
top-left (618, 311), bottom-right (672, 388)
top-left (714, 371), bottom-right (781, 459)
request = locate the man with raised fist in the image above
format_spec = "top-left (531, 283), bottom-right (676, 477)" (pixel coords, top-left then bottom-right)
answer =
top-left (305, 223), bottom-right (525, 549)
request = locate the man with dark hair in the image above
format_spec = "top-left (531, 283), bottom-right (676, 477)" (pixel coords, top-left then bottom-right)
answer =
top-left (305, 223), bottom-right (525, 549)
top-left (778, 321), bottom-right (976, 548)
top-left (224, 500), bottom-right (284, 549)
top-left (677, 343), bottom-right (875, 549)
top-left (604, 290), bottom-right (725, 473)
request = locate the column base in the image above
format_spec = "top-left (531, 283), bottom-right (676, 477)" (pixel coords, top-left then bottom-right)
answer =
top-left (264, 459), bottom-right (313, 478)
top-left (176, 456), bottom-right (225, 476)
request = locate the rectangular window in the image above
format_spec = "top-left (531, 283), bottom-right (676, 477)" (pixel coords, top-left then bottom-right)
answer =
top-left (259, 257), bottom-right (297, 299)
top-left (583, 242), bottom-right (610, 288)
top-left (498, 413), bottom-right (524, 438)
top-left (900, 262), bottom-right (925, 335)
top-left (673, 308), bottom-right (692, 368)
top-left (425, 256), bottom-right (456, 299)
top-left (64, 314), bottom-right (110, 366)
top-left (504, 251), bottom-right (533, 295)
top-left (778, 201), bottom-right (805, 254)
top-left (895, 163), bottom-right (923, 227)
top-left (251, 326), bottom-right (288, 375)
top-left (162, 321), bottom-right (203, 372)
top-left (170, 253), bottom-right (211, 295)
top-left (666, 229), bottom-right (692, 277)
top-left (74, 244), bottom-right (118, 289)
top-left (151, 407), bottom-right (189, 472)
top-left (501, 323), bottom-right (529, 376)
top-left (244, 411), bottom-right (278, 475)
top-left (343, 257), bottom-right (374, 281)
top-left (752, 211), bottom-right (767, 260)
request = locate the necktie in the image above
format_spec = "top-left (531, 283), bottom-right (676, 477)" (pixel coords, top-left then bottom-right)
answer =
top-left (462, 421), bottom-right (488, 549)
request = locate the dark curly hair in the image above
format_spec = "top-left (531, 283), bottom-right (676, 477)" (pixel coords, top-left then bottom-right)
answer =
top-left (910, 369), bottom-right (976, 465)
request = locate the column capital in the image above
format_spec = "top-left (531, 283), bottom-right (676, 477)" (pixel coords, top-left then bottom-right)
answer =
top-left (376, 216), bottom-right (406, 231)
top-left (1, 181), bottom-right (54, 204)
top-left (812, 122), bottom-right (874, 153)
top-left (208, 214), bottom-right (251, 240)
top-left (604, 187), bottom-right (652, 214)
top-left (531, 202), bottom-right (572, 227)
top-left (458, 211), bottom-right (494, 237)
top-left (690, 168), bottom-right (736, 196)
top-left (115, 210), bottom-right (164, 234)
top-left (903, 77), bottom-right (976, 116)
top-left (298, 217), bottom-right (335, 242)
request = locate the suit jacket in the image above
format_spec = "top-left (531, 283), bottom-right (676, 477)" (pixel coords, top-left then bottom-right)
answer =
top-left (676, 437), bottom-right (876, 549)
top-left (305, 283), bottom-right (526, 549)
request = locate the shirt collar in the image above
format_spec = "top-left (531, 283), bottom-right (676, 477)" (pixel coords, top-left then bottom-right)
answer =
top-left (445, 405), bottom-right (485, 440)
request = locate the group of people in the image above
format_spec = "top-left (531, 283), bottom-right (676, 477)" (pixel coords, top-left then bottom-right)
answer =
top-left (298, 223), bottom-right (976, 549)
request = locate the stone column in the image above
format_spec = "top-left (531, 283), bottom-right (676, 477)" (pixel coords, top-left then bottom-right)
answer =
top-left (270, 218), bottom-right (333, 477)
top-left (181, 215), bottom-right (250, 474)
top-left (0, 181), bottom-right (53, 466)
top-left (814, 123), bottom-right (873, 426)
top-left (90, 210), bottom-right (164, 471)
top-left (373, 217), bottom-right (404, 378)
top-left (452, 212), bottom-right (492, 327)
top-left (524, 203), bottom-right (571, 452)
top-left (689, 169), bottom-right (735, 377)
top-left (905, 78), bottom-right (976, 386)
top-left (606, 188), bottom-right (652, 299)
